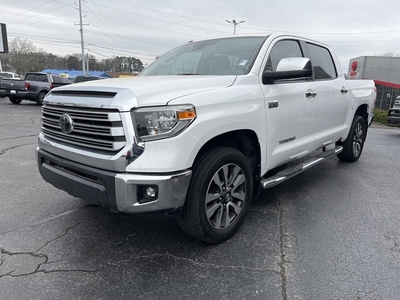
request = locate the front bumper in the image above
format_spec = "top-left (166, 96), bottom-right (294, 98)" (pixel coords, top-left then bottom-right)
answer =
top-left (36, 148), bottom-right (192, 214)
top-left (387, 117), bottom-right (400, 126)
top-left (387, 109), bottom-right (400, 126)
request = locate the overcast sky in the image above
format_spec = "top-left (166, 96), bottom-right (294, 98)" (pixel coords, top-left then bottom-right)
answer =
top-left (1, 0), bottom-right (399, 73)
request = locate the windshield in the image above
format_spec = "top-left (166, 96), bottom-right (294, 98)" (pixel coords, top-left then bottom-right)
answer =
top-left (140, 36), bottom-right (267, 76)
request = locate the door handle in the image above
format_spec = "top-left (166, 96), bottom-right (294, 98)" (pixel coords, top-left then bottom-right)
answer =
top-left (306, 90), bottom-right (317, 98)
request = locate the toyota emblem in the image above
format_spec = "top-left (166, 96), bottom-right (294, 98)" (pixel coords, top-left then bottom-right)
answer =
top-left (59, 113), bottom-right (74, 133)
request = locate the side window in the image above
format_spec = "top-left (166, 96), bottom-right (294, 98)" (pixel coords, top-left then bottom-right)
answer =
top-left (52, 76), bottom-right (61, 83)
top-left (35, 74), bottom-right (48, 82)
top-left (306, 43), bottom-right (337, 79)
top-left (60, 77), bottom-right (71, 84)
top-left (267, 40), bottom-right (303, 72)
top-left (25, 73), bottom-right (34, 81)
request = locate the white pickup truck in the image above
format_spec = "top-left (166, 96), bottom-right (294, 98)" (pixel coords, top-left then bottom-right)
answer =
top-left (36, 34), bottom-right (375, 243)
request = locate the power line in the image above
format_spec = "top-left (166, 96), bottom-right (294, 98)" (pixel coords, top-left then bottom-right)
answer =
top-left (116, 0), bottom-right (233, 29)
top-left (0, 1), bottom-right (55, 24)
top-left (82, 2), bottom-right (229, 35)
top-left (6, 4), bottom-right (75, 30)
top-left (83, 1), bottom-right (150, 54)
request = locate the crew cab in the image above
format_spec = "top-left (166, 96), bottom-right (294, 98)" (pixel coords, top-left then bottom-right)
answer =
top-left (36, 34), bottom-right (376, 243)
top-left (0, 72), bottom-right (71, 105)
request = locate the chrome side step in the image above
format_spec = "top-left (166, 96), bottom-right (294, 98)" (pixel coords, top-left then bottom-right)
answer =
top-left (260, 146), bottom-right (343, 189)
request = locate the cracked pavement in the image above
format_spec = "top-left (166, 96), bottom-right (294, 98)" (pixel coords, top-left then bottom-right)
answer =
top-left (1, 101), bottom-right (400, 299)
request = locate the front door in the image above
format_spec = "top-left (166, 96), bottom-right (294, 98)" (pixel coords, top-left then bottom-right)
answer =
top-left (260, 39), bottom-right (318, 170)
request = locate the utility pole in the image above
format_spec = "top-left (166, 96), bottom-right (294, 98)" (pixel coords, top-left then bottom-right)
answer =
top-left (226, 19), bottom-right (245, 35)
top-left (86, 53), bottom-right (89, 75)
top-left (75, 0), bottom-right (89, 76)
top-left (113, 55), bottom-right (116, 76)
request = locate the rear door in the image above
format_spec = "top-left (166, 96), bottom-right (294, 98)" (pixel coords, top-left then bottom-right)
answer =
top-left (26, 73), bottom-right (48, 95)
top-left (304, 42), bottom-right (350, 148)
top-left (260, 38), bottom-right (318, 170)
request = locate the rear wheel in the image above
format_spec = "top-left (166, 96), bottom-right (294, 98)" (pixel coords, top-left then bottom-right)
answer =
top-left (337, 115), bottom-right (366, 162)
top-left (9, 97), bottom-right (22, 104)
top-left (36, 92), bottom-right (47, 105)
top-left (178, 147), bottom-right (253, 243)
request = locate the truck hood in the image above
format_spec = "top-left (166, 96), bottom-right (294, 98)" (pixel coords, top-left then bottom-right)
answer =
top-left (49, 76), bottom-right (236, 109)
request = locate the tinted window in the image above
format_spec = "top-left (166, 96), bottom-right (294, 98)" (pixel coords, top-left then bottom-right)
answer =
top-left (34, 74), bottom-right (48, 82)
top-left (267, 40), bottom-right (303, 72)
top-left (52, 76), bottom-right (61, 83)
top-left (60, 77), bottom-right (72, 84)
top-left (24, 73), bottom-right (35, 80)
top-left (306, 43), bottom-right (337, 79)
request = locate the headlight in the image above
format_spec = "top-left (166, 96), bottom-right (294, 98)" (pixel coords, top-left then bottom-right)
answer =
top-left (132, 105), bottom-right (196, 142)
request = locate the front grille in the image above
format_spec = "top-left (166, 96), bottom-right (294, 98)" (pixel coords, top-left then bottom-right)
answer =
top-left (41, 104), bottom-right (126, 152)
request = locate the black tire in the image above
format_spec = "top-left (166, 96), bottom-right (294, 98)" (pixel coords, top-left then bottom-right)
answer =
top-left (36, 91), bottom-right (47, 105)
top-left (178, 147), bottom-right (253, 243)
top-left (336, 115), bottom-right (366, 162)
top-left (9, 97), bottom-right (22, 104)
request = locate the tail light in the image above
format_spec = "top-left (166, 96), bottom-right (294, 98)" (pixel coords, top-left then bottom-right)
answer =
top-left (50, 83), bottom-right (54, 89)
top-left (25, 82), bottom-right (31, 90)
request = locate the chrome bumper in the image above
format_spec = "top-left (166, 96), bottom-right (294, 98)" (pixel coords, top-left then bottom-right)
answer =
top-left (36, 147), bottom-right (192, 214)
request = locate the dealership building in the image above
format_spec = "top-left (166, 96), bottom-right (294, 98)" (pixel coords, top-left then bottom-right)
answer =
top-left (348, 56), bottom-right (400, 110)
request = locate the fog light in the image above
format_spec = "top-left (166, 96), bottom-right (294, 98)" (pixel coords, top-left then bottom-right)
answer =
top-left (145, 186), bottom-right (157, 198)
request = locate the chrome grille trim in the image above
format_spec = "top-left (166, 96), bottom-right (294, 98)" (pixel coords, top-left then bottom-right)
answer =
top-left (41, 104), bottom-right (126, 152)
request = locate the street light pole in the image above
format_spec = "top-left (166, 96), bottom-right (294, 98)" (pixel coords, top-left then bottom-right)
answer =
top-left (226, 19), bottom-right (245, 35)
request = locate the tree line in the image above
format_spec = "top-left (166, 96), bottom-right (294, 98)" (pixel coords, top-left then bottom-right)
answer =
top-left (0, 37), bottom-right (145, 77)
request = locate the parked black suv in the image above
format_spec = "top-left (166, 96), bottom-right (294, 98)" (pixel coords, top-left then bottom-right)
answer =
top-left (74, 76), bottom-right (107, 83)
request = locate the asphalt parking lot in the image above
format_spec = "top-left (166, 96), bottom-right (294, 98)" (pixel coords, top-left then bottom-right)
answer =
top-left (1, 99), bottom-right (400, 299)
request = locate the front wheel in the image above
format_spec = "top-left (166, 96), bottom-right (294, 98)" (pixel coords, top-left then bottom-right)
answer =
top-left (336, 115), bottom-right (366, 162)
top-left (178, 147), bottom-right (253, 243)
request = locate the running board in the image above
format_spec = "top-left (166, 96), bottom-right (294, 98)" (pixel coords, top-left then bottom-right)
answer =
top-left (260, 146), bottom-right (343, 189)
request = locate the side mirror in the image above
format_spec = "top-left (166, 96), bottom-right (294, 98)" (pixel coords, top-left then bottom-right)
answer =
top-left (263, 57), bottom-right (312, 84)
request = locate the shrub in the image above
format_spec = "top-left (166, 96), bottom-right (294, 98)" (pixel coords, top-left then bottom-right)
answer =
top-left (373, 108), bottom-right (388, 125)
